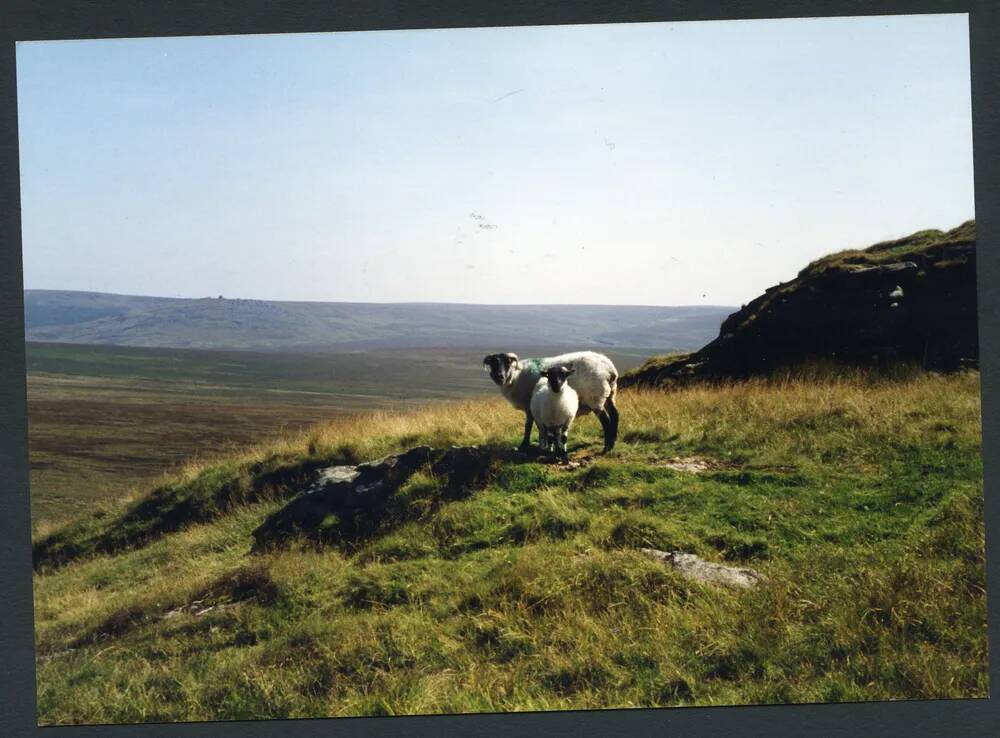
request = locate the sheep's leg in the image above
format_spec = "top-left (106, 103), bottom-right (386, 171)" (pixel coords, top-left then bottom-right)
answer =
top-left (596, 409), bottom-right (615, 453)
top-left (604, 397), bottom-right (619, 451)
top-left (558, 425), bottom-right (570, 462)
top-left (546, 427), bottom-right (558, 454)
top-left (537, 424), bottom-right (549, 452)
top-left (519, 410), bottom-right (534, 452)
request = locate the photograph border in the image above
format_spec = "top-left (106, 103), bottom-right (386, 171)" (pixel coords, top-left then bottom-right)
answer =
top-left (1, 2), bottom-right (997, 736)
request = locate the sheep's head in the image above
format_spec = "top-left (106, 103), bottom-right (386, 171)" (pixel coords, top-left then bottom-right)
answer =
top-left (541, 365), bottom-right (575, 392)
top-left (483, 353), bottom-right (519, 386)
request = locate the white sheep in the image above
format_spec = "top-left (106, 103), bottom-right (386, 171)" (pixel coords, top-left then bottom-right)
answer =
top-left (530, 365), bottom-right (579, 461)
top-left (482, 350), bottom-right (619, 452)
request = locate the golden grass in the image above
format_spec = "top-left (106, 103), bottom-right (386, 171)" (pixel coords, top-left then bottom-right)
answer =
top-left (151, 368), bottom-right (981, 487)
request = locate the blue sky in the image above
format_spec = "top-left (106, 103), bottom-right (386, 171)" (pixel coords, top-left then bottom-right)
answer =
top-left (16, 14), bottom-right (974, 306)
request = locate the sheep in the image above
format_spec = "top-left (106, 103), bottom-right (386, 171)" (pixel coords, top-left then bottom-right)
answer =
top-left (530, 365), bottom-right (579, 461)
top-left (482, 350), bottom-right (619, 452)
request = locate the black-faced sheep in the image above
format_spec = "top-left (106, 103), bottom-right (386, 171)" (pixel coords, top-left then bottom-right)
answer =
top-left (530, 365), bottom-right (579, 461)
top-left (482, 350), bottom-right (619, 452)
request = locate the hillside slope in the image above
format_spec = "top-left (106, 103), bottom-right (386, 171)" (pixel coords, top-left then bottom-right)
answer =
top-left (622, 221), bottom-right (977, 387)
top-left (24, 291), bottom-right (732, 353)
top-left (32, 371), bottom-right (986, 722)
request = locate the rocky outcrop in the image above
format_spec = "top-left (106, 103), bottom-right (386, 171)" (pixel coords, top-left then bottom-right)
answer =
top-left (622, 221), bottom-right (977, 387)
top-left (251, 445), bottom-right (512, 551)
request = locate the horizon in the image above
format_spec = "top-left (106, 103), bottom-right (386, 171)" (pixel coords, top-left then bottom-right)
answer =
top-left (16, 14), bottom-right (974, 306)
top-left (23, 285), bottom-right (736, 309)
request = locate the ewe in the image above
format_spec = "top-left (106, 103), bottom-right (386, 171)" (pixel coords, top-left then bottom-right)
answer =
top-left (482, 350), bottom-right (619, 452)
top-left (529, 365), bottom-right (579, 461)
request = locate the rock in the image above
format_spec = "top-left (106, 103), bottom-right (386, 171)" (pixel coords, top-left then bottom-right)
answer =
top-left (851, 261), bottom-right (917, 276)
top-left (37, 648), bottom-right (77, 663)
top-left (621, 221), bottom-right (978, 387)
top-left (251, 445), bottom-right (513, 551)
top-left (162, 601), bottom-right (230, 620)
top-left (308, 465), bottom-right (360, 491)
top-left (251, 446), bottom-right (437, 550)
top-left (659, 457), bottom-right (715, 473)
top-left (639, 548), bottom-right (765, 589)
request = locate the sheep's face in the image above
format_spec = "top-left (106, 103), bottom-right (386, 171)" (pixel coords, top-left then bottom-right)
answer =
top-left (483, 353), bottom-right (519, 386)
top-left (541, 365), bottom-right (575, 392)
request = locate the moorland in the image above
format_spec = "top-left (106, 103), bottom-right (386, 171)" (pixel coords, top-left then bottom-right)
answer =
top-left (27, 222), bottom-right (986, 722)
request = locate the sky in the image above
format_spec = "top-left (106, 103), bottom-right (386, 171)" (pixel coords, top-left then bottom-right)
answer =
top-left (16, 13), bottom-right (975, 306)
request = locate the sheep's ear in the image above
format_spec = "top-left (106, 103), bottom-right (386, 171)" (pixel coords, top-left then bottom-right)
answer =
top-left (505, 353), bottom-right (519, 364)
top-left (566, 368), bottom-right (576, 375)
top-left (540, 369), bottom-right (549, 377)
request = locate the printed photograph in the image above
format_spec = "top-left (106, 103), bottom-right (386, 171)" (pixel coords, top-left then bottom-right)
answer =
top-left (18, 13), bottom-right (985, 725)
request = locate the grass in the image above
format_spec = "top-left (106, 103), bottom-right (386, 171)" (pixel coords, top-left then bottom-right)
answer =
top-left (31, 366), bottom-right (987, 723)
top-left (797, 220), bottom-right (975, 279)
top-left (620, 352), bottom-right (693, 384)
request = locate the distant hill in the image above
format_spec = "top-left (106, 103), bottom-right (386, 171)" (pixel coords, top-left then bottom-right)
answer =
top-left (622, 220), bottom-right (978, 387)
top-left (23, 290), bottom-right (733, 353)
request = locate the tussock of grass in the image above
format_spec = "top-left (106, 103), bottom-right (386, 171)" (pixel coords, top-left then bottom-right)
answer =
top-left (33, 370), bottom-right (986, 723)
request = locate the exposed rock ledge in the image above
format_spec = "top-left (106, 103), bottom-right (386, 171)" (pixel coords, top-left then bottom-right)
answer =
top-left (251, 445), bottom-right (511, 551)
top-left (622, 221), bottom-right (977, 387)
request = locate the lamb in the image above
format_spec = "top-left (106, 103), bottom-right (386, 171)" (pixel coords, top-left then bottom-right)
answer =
top-left (482, 350), bottom-right (619, 452)
top-left (530, 366), bottom-right (579, 461)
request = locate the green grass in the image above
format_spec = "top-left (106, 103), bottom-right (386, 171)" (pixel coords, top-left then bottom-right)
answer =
top-left (32, 369), bottom-right (986, 723)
